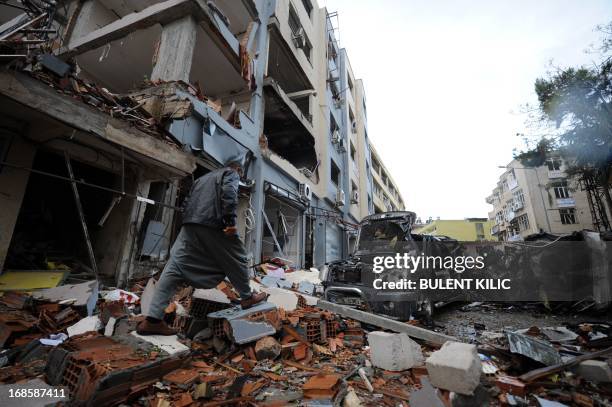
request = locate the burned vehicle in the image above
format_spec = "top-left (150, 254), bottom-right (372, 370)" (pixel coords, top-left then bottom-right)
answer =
top-left (321, 211), bottom-right (462, 320)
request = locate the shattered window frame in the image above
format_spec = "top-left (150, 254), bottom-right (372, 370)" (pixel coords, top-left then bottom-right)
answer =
top-left (552, 180), bottom-right (570, 199)
top-left (516, 213), bottom-right (530, 231)
top-left (559, 208), bottom-right (577, 224)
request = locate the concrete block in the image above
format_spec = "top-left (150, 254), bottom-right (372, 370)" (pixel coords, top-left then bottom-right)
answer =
top-left (343, 387), bottom-right (363, 407)
top-left (426, 341), bottom-right (482, 395)
top-left (139, 278), bottom-right (157, 316)
top-left (32, 280), bottom-right (98, 316)
top-left (66, 316), bottom-right (101, 337)
top-left (255, 336), bottom-right (281, 360)
top-left (193, 288), bottom-right (231, 303)
top-left (575, 359), bottom-right (612, 383)
top-left (130, 332), bottom-right (189, 355)
top-left (367, 331), bottom-right (424, 371)
top-left (261, 287), bottom-right (298, 311)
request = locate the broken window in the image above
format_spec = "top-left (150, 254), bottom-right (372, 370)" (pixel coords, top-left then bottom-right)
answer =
top-left (302, 36), bottom-right (313, 63)
top-left (330, 113), bottom-right (339, 134)
top-left (372, 158), bottom-right (380, 174)
top-left (288, 5), bottom-right (301, 33)
top-left (495, 211), bottom-right (503, 224)
top-left (516, 214), bottom-right (530, 231)
top-left (330, 159), bottom-right (340, 186)
top-left (512, 189), bottom-right (525, 208)
top-left (351, 181), bottom-right (359, 204)
top-left (552, 180), bottom-right (570, 199)
top-left (560, 208), bottom-right (577, 224)
top-left (138, 182), bottom-right (173, 261)
top-left (301, 0), bottom-right (314, 18)
top-left (546, 158), bottom-right (562, 171)
top-left (5, 150), bottom-right (122, 277)
top-left (262, 194), bottom-right (302, 267)
top-left (263, 81), bottom-right (317, 170)
top-left (288, 4), bottom-right (312, 62)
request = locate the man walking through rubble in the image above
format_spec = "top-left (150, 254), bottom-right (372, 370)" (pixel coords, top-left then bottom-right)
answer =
top-left (137, 158), bottom-right (267, 335)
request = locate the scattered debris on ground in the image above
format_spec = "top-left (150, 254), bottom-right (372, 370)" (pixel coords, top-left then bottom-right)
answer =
top-left (0, 264), bottom-right (611, 406)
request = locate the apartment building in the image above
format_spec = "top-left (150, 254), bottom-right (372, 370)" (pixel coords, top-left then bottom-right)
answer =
top-left (369, 144), bottom-right (405, 213)
top-left (0, 0), bottom-right (404, 286)
top-left (486, 156), bottom-right (596, 241)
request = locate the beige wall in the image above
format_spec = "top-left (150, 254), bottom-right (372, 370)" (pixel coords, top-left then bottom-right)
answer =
top-left (353, 79), bottom-right (371, 219)
top-left (370, 143), bottom-right (404, 212)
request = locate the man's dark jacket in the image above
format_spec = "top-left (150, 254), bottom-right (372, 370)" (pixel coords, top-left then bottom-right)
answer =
top-left (182, 167), bottom-right (239, 228)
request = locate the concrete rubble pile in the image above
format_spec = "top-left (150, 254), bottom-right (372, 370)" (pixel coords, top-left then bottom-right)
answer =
top-left (0, 264), bottom-right (611, 406)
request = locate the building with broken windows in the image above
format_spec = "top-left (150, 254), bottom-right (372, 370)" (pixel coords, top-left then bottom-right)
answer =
top-left (0, 0), bottom-right (405, 287)
top-left (369, 143), bottom-right (404, 214)
top-left (486, 157), bottom-right (596, 241)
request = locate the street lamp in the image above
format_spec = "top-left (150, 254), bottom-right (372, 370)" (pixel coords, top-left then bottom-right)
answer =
top-left (497, 165), bottom-right (552, 233)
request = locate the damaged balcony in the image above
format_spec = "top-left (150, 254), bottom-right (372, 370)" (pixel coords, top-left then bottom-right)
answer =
top-left (263, 78), bottom-right (317, 171)
top-left (266, 16), bottom-right (314, 95)
top-left (0, 71), bottom-right (195, 175)
top-left (62, 0), bottom-right (250, 98)
top-left (0, 69), bottom-right (195, 282)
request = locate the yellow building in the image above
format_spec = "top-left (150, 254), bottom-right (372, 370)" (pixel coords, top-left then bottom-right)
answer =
top-left (413, 218), bottom-right (495, 241)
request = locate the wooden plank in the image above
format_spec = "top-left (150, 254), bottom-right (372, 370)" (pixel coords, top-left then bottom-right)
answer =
top-left (316, 300), bottom-right (456, 346)
top-left (0, 71), bottom-right (195, 174)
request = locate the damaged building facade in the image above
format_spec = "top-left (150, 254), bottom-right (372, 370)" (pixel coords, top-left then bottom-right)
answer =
top-left (486, 156), bottom-right (597, 241)
top-left (0, 0), bottom-right (405, 287)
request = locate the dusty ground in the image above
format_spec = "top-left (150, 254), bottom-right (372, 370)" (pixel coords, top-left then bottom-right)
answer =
top-left (433, 302), bottom-right (612, 342)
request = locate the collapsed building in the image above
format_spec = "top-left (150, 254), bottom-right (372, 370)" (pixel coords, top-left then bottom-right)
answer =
top-left (0, 0), bottom-right (406, 287)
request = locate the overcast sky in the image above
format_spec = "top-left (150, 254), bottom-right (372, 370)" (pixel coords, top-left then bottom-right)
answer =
top-left (318, 0), bottom-right (612, 221)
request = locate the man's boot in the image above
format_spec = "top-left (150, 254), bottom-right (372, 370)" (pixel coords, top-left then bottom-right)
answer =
top-left (241, 291), bottom-right (268, 309)
top-left (136, 319), bottom-right (177, 336)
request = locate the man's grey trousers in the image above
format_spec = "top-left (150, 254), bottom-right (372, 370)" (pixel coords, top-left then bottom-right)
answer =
top-left (147, 224), bottom-right (252, 320)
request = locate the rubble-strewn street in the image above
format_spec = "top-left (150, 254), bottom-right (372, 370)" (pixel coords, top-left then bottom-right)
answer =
top-left (1, 264), bottom-right (612, 406)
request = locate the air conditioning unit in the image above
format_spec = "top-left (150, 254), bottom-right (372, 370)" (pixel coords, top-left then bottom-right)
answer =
top-left (351, 121), bottom-right (357, 133)
top-left (351, 190), bottom-right (359, 204)
top-left (335, 189), bottom-right (345, 206)
top-left (292, 27), bottom-right (306, 49)
top-left (298, 183), bottom-right (312, 202)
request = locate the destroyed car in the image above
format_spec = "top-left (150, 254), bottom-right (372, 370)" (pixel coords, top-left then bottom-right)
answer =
top-left (321, 211), bottom-right (463, 321)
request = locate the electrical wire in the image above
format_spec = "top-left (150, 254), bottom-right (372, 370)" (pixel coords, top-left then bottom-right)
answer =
top-left (503, 234), bottom-right (571, 248)
top-left (244, 194), bottom-right (256, 232)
